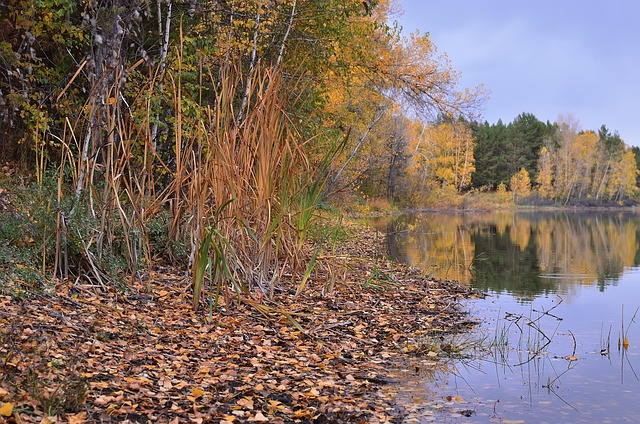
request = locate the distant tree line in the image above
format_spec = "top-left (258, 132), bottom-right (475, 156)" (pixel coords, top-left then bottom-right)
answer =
top-left (468, 112), bottom-right (638, 204)
top-left (375, 112), bottom-right (638, 208)
top-left (470, 112), bottom-right (549, 190)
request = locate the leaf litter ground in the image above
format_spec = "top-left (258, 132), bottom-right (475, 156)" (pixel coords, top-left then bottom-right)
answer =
top-left (0, 225), bottom-right (482, 423)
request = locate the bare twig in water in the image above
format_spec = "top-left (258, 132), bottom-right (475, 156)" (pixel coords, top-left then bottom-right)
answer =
top-left (569, 330), bottom-right (577, 357)
top-left (531, 296), bottom-right (564, 323)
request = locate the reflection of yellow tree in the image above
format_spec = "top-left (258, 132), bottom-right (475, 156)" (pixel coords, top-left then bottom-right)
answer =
top-left (492, 211), bottom-right (511, 238)
top-left (393, 212), bottom-right (637, 290)
top-left (535, 218), bottom-right (554, 273)
top-left (509, 217), bottom-right (531, 252)
top-left (402, 216), bottom-right (475, 283)
top-left (535, 214), bottom-right (638, 285)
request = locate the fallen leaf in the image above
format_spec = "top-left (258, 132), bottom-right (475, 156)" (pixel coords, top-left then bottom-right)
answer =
top-left (66, 411), bottom-right (87, 424)
top-left (250, 411), bottom-right (269, 422)
top-left (0, 402), bottom-right (13, 417)
top-left (191, 387), bottom-right (204, 399)
top-left (237, 397), bottom-right (254, 409)
top-left (292, 409), bottom-right (315, 419)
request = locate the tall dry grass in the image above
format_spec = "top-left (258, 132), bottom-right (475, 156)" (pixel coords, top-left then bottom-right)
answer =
top-left (188, 64), bottom-right (313, 304)
top-left (43, 40), bottom-right (321, 309)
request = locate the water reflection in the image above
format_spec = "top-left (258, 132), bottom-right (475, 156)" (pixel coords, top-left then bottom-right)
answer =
top-left (377, 211), bottom-right (640, 300)
top-left (374, 211), bottom-right (640, 422)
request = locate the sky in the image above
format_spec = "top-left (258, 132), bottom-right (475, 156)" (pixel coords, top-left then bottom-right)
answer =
top-left (394, 0), bottom-right (640, 146)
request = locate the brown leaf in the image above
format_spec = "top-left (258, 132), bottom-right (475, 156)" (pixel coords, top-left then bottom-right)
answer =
top-left (249, 411), bottom-right (269, 422)
top-left (237, 397), bottom-right (254, 410)
top-left (66, 412), bottom-right (88, 424)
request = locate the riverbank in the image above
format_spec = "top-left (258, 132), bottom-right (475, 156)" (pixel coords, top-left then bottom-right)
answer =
top-left (341, 190), bottom-right (640, 217)
top-left (0, 224), bottom-right (481, 423)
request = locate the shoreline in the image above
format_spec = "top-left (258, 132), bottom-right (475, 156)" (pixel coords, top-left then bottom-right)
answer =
top-left (350, 204), bottom-right (640, 219)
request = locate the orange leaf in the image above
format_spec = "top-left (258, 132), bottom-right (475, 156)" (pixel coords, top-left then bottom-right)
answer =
top-left (0, 402), bottom-right (13, 417)
top-left (67, 411), bottom-right (88, 424)
top-left (237, 397), bottom-right (254, 409)
top-left (191, 387), bottom-right (204, 399)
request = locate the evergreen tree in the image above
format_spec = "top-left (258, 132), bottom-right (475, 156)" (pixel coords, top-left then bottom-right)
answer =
top-left (632, 146), bottom-right (640, 187)
top-left (471, 119), bottom-right (509, 188)
top-left (506, 112), bottom-right (546, 182)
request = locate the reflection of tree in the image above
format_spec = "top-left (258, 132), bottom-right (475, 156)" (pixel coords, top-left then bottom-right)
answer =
top-left (470, 223), bottom-right (552, 301)
top-left (384, 211), bottom-right (640, 300)
top-left (386, 214), bottom-right (475, 284)
top-left (536, 213), bottom-right (634, 289)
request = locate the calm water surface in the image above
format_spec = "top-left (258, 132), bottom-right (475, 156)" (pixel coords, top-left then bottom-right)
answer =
top-left (374, 210), bottom-right (640, 423)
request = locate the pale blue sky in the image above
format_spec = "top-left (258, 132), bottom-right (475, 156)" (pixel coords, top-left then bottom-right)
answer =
top-left (395, 1), bottom-right (640, 146)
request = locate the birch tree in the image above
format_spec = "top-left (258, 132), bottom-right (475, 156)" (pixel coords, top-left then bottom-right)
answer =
top-left (411, 121), bottom-right (475, 193)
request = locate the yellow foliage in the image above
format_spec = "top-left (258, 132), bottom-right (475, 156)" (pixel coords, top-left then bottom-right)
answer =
top-left (510, 167), bottom-right (531, 201)
top-left (510, 218), bottom-right (532, 252)
top-left (536, 146), bottom-right (554, 198)
top-left (409, 121), bottom-right (475, 196)
top-left (534, 119), bottom-right (638, 202)
top-left (607, 150), bottom-right (638, 199)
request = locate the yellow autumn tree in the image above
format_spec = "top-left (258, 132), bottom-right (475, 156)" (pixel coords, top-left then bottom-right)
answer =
top-left (535, 117), bottom-right (638, 203)
top-left (606, 149), bottom-right (638, 201)
top-left (410, 121), bottom-right (475, 194)
top-left (510, 167), bottom-right (531, 202)
top-left (320, 2), bottom-right (486, 199)
top-left (536, 145), bottom-right (554, 198)
top-left (572, 131), bottom-right (599, 200)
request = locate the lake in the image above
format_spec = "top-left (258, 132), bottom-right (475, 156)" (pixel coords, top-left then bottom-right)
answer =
top-left (372, 210), bottom-right (640, 423)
